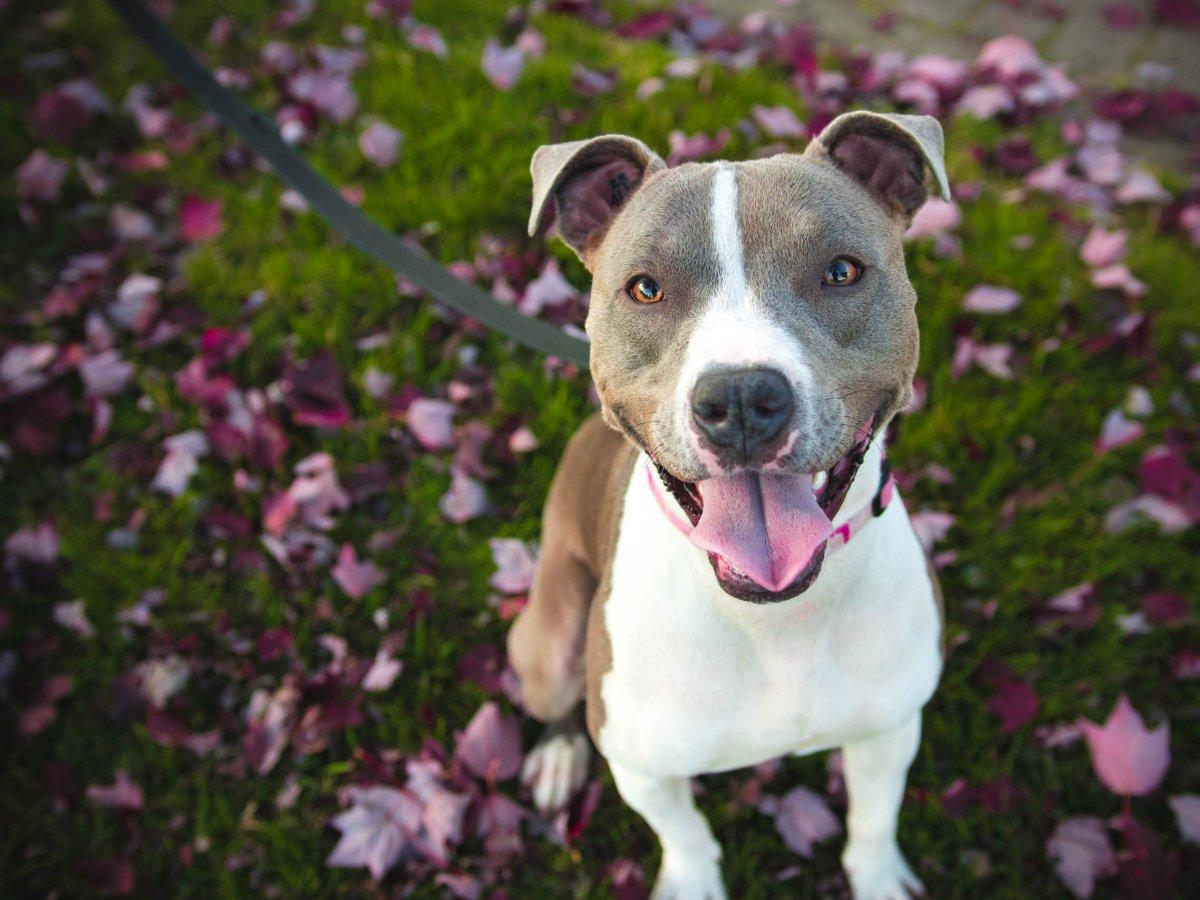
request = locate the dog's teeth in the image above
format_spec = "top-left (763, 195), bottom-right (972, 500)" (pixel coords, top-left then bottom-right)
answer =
top-left (813, 471), bottom-right (827, 491)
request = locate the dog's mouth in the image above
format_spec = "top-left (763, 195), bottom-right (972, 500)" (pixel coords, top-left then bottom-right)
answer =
top-left (654, 421), bottom-right (875, 603)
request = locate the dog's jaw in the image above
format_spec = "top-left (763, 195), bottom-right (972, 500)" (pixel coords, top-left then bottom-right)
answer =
top-left (652, 415), bottom-right (877, 602)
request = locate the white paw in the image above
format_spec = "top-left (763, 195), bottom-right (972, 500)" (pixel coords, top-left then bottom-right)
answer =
top-left (651, 851), bottom-right (727, 900)
top-left (844, 843), bottom-right (924, 900)
top-left (520, 730), bottom-right (591, 816)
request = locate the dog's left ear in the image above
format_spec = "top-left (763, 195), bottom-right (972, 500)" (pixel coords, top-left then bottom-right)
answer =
top-left (806, 111), bottom-right (950, 220)
top-left (528, 134), bottom-right (666, 269)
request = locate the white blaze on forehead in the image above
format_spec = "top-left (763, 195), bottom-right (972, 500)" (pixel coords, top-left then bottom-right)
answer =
top-left (670, 162), bottom-right (820, 472)
top-left (710, 164), bottom-right (747, 305)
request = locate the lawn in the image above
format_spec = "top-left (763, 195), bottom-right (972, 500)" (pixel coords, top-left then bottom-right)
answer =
top-left (2, 0), bottom-right (1198, 897)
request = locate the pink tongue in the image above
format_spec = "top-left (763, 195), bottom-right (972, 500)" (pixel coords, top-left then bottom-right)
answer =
top-left (690, 472), bottom-right (833, 592)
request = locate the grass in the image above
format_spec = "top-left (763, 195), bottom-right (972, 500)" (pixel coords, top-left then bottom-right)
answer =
top-left (1, 0), bottom-right (1198, 896)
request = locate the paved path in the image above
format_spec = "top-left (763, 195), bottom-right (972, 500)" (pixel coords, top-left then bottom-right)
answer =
top-left (706, 0), bottom-right (1199, 166)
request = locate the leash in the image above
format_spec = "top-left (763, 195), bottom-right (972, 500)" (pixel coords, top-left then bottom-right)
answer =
top-left (104, 0), bottom-right (592, 368)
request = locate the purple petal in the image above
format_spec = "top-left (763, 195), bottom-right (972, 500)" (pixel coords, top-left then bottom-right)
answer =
top-left (488, 538), bottom-right (537, 594)
top-left (331, 544), bottom-right (386, 599)
top-left (359, 121), bottom-right (403, 167)
top-left (456, 701), bottom-right (522, 781)
top-left (1046, 816), bottom-right (1115, 898)
top-left (773, 786), bottom-right (840, 857)
top-left (482, 40), bottom-right (525, 91)
top-left (963, 284), bottom-right (1022, 314)
top-left (1170, 795), bottom-right (1200, 845)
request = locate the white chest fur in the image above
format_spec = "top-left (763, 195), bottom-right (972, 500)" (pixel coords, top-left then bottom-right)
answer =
top-left (596, 445), bottom-right (943, 778)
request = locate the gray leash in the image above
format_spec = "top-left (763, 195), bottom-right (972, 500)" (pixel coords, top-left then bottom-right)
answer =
top-left (104, 0), bottom-right (591, 368)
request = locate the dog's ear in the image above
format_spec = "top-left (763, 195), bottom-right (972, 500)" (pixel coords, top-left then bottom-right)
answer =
top-left (806, 111), bottom-right (950, 220)
top-left (529, 134), bottom-right (666, 269)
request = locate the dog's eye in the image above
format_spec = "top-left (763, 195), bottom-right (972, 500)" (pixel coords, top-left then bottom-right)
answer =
top-left (822, 257), bottom-right (862, 286)
top-left (628, 275), bottom-right (664, 304)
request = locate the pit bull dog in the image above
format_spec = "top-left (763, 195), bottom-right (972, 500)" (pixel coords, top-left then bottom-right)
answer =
top-left (508, 110), bottom-right (948, 900)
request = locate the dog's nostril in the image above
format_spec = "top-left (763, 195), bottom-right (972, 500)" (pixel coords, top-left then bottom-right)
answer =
top-left (696, 401), bottom-right (728, 424)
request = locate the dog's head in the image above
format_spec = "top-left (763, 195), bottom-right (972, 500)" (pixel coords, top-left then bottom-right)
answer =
top-left (529, 111), bottom-right (949, 602)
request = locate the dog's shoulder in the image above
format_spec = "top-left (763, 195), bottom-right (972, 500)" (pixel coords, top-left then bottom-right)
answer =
top-left (544, 413), bottom-right (638, 575)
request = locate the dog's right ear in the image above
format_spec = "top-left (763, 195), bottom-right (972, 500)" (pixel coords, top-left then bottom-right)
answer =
top-left (528, 134), bottom-right (666, 270)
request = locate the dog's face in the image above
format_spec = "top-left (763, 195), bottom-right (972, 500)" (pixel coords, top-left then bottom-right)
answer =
top-left (530, 112), bottom-right (949, 603)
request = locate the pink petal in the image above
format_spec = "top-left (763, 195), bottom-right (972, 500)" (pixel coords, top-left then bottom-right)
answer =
top-left (910, 510), bottom-right (955, 550)
top-left (905, 198), bottom-right (961, 240)
top-left (572, 64), bottom-right (617, 97)
top-left (955, 84), bottom-right (1014, 119)
top-left (751, 104), bottom-right (806, 139)
top-left (86, 770), bottom-right (144, 811)
top-left (4, 521), bottom-right (59, 565)
top-left (409, 24), bottom-right (447, 57)
top-left (455, 701), bottom-right (522, 781)
top-left (1105, 495), bottom-right (1192, 534)
top-left (666, 128), bottom-right (731, 166)
top-left (439, 472), bottom-right (488, 523)
top-left (362, 649), bottom-right (403, 692)
top-left (907, 54), bottom-right (968, 93)
top-left (1114, 169), bottom-right (1170, 204)
top-left (53, 599), bottom-right (95, 639)
top-left (326, 785), bottom-right (420, 880)
top-left (508, 425), bottom-right (539, 454)
top-left (178, 196), bottom-right (223, 242)
top-left (78, 350), bottom-right (134, 397)
top-left (358, 121), bottom-right (403, 167)
top-left (519, 260), bottom-right (580, 315)
top-left (481, 40), bottom-right (525, 91)
top-left (973, 342), bottom-right (1015, 379)
top-left (1047, 582), bottom-right (1095, 613)
top-left (1078, 694), bottom-right (1170, 796)
top-left (1, 343), bottom-right (57, 395)
top-left (977, 34), bottom-right (1045, 81)
top-left (892, 77), bottom-right (941, 115)
top-left (331, 544), bottom-right (386, 599)
top-left (407, 398), bottom-right (456, 450)
top-left (16, 149), bottom-right (69, 202)
top-left (1089, 263), bottom-right (1147, 298)
top-left (772, 787), bottom-right (841, 857)
top-left (1169, 795), bottom-right (1200, 845)
top-left (489, 538), bottom-right (536, 594)
top-left (1095, 408), bottom-right (1145, 453)
top-left (1046, 816), bottom-right (1115, 898)
top-left (963, 284), bottom-right (1022, 314)
top-left (1079, 225), bottom-right (1129, 268)
top-left (152, 431), bottom-right (208, 496)
top-left (287, 69), bottom-right (358, 122)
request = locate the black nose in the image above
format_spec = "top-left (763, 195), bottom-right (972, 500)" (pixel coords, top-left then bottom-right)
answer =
top-left (690, 368), bottom-right (794, 456)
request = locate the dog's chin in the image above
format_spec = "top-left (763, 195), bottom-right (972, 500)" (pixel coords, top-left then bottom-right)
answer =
top-left (708, 544), bottom-right (828, 603)
top-left (652, 417), bottom-right (876, 603)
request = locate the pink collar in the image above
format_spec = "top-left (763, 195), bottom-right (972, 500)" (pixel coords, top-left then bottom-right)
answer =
top-left (643, 456), bottom-right (895, 550)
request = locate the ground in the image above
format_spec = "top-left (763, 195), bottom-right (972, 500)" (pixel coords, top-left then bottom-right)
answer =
top-left (2, 0), bottom-right (1199, 897)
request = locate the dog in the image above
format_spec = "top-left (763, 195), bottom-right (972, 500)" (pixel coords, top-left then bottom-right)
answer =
top-left (508, 110), bottom-right (948, 900)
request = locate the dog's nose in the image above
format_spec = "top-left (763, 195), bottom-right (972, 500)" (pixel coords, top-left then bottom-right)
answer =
top-left (690, 368), bottom-right (794, 455)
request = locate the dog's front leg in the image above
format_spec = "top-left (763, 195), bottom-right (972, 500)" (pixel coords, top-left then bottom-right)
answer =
top-left (841, 715), bottom-right (925, 900)
top-left (609, 761), bottom-right (726, 900)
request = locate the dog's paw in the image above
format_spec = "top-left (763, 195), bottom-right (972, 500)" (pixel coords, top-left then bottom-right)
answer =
top-left (651, 852), bottom-right (727, 900)
top-left (843, 843), bottom-right (924, 900)
top-left (520, 729), bottom-right (590, 816)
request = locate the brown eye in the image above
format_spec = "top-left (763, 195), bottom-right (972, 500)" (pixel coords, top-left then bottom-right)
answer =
top-left (823, 257), bottom-right (862, 286)
top-left (627, 274), bottom-right (664, 304)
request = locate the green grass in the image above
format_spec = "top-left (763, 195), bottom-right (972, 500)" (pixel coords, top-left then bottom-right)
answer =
top-left (2, 0), bottom-right (1198, 896)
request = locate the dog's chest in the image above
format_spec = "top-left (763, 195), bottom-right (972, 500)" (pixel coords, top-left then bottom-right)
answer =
top-left (594, 470), bottom-right (941, 777)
